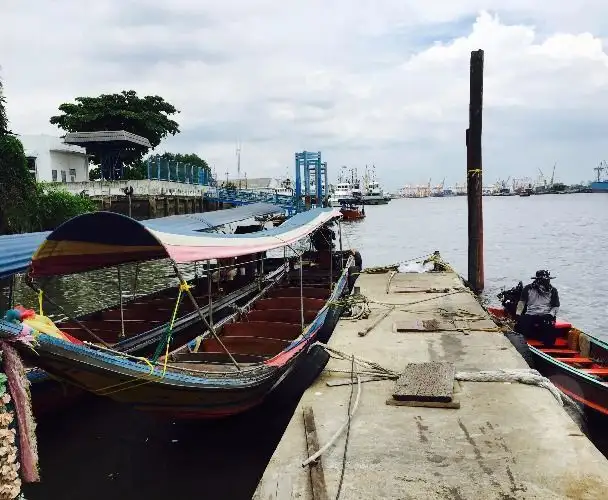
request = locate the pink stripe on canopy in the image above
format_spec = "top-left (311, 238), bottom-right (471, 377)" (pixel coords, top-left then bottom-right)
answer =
top-left (152, 208), bottom-right (341, 262)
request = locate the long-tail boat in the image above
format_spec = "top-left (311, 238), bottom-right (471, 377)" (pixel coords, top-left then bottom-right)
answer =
top-left (487, 282), bottom-right (608, 418)
top-left (0, 207), bottom-right (358, 419)
top-left (0, 203), bottom-right (284, 415)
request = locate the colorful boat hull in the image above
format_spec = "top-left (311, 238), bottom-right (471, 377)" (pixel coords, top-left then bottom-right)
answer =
top-left (488, 306), bottom-right (608, 418)
top-left (0, 259), bottom-right (355, 420)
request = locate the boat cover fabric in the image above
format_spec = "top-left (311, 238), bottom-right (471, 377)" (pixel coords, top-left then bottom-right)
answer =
top-left (142, 202), bottom-right (281, 233)
top-left (0, 203), bottom-right (279, 279)
top-left (0, 231), bottom-right (51, 280)
top-left (31, 207), bottom-right (341, 276)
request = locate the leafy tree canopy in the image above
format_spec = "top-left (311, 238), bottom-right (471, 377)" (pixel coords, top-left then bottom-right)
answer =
top-left (34, 185), bottom-right (96, 231)
top-left (0, 79), bottom-right (8, 135)
top-left (50, 90), bottom-right (180, 167)
top-left (0, 134), bottom-right (38, 234)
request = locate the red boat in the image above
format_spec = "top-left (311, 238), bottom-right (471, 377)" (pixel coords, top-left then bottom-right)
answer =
top-left (340, 204), bottom-right (365, 221)
top-left (488, 284), bottom-right (608, 418)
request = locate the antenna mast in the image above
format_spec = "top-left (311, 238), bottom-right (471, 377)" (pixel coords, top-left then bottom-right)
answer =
top-left (236, 141), bottom-right (242, 189)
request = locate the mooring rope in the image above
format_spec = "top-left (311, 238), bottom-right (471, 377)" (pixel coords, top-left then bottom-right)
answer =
top-left (300, 350), bottom-right (581, 487)
top-left (357, 251), bottom-right (438, 274)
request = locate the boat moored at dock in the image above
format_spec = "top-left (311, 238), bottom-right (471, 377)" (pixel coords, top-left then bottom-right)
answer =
top-left (488, 282), bottom-right (608, 417)
top-left (0, 207), bottom-right (360, 419)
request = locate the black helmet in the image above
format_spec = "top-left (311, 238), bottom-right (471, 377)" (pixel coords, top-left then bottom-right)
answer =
top-left (532, 270), bottom-right (555, 280)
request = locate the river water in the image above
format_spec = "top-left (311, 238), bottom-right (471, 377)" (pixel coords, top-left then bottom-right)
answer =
top-left (18, 193), bottom-right (608, 499)
top-left (342, 193), bottom-right (608, 338)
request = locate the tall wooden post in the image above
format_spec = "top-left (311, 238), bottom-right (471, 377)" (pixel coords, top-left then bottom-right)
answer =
top-left (466, 49), bottom-right (484, 293)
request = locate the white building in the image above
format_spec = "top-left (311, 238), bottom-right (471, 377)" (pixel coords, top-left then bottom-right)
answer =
top-left (18, 134), bottom-right (89, 183)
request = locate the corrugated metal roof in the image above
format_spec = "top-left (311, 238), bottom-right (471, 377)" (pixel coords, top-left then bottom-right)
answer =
top-left (63, 130), bottom-right (152, 148)
top-left (0, 203), bottom-right (282, 278)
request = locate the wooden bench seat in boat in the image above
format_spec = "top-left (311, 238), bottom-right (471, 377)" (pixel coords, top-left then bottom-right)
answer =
top-left (171, 352), bottom-right (269, 364)
top-left (245, 309), bottom-right (318, 324)
top-left (99, 307), bottom-right (189, 322)
top-left (554, 357), bottom-right (594, 365)
top-left (268, 287), bottom-right (330, 300)
top-left (223, 321), bottom-right (302, 340)
top-left (59, 319), bottom-right (164, 341)
top-left (200, 336), bottom-right (290, 356)
top-left (528, 338), bottom-right (568, 348)
top-left (254, 297), bottom-right (325, 312)
top-left (540, 348), bottom-right (579, 356)
top-left (581, 368), bottom-right (608, 376)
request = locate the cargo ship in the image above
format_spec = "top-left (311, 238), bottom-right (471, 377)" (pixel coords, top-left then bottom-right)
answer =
top-left (591, 161), bottom-right (608, 192)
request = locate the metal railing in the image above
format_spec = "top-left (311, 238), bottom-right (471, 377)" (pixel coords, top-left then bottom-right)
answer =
top-left (146, 156), bottom-right (215, 185)
top-left (203, 188), bottom-right (297, 213)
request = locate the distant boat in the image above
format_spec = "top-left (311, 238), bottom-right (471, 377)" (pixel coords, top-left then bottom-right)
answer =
top-left (340, 204), bottom-right (366, 221)
top-left (591, 161), bottom-right (608, 192)
top-left (591, 181), bottom-right (608, 193)
top-left (329, 181), bottom-right (353, 207)
top-left (361, 166), bottom-right (390, 205)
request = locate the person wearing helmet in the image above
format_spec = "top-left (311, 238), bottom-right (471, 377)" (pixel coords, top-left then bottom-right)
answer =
top-left (515, 270), bottom-right (560, 346)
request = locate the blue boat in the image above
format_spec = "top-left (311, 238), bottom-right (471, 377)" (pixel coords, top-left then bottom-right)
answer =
top-left (591, 162), bottom-right (608, 192)
top-left (591, 181), bottom-right (608, 193)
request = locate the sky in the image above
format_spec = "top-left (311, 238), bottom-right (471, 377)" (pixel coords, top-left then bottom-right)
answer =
top-left (2, 1), bottom-right (608, 188)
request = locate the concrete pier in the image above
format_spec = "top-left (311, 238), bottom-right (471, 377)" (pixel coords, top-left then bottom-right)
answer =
top-left (254, 270), bottom-right (608, 499)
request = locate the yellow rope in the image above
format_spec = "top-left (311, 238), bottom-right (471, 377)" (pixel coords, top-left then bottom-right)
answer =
top-left (95, 281), bottom-right (192, 395)
top-left (38, 290), bottom-right (43, 316)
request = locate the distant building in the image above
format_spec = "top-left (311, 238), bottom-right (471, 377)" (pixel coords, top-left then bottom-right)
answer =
top-left (226, 177), bottom-right (273, 190)
top-left (18, 134), bottom-right (89, 183)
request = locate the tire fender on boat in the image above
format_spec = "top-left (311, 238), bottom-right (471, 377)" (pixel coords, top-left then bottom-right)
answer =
top-left (347, 265), bottom-right (361, 291)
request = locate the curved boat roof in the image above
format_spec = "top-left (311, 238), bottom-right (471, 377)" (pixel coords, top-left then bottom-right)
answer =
top-left (30, 207), bottom-right (340, 276)
top-left (0, 202), bottom-right (281, 279)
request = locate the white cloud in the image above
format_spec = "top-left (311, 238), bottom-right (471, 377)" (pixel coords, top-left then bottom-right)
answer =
top-left (2, 2), bottom-right (608, 186)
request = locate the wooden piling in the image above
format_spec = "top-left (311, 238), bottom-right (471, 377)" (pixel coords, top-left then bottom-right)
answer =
top-left (466, 49), bottom-right (484, 293)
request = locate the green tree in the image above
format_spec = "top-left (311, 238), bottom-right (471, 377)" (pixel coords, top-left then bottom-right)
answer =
top-left (0, 134), bottom-right (38, 234)
top-left (0, 77), bottom-right (95, 234)
top-left (88, 166), bottom-right (101, 181)
top-left (34, 185), bottom-right (96, 231)
top-left (0, 78), bottom-right (8, 135)
top-left (50, 90), bottom-right (180, 169)
top-left (121, 159), bottom-right (147, 180)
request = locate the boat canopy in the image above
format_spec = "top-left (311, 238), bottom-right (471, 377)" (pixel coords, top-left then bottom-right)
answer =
top-left (0, 203), bottom-right (279, 280)
top-left (142, 202), bottom-right (281, 232)
top-left (0, 231), bottom-right (51, 280)
top-left (30, 207), bottom-right (341, 277)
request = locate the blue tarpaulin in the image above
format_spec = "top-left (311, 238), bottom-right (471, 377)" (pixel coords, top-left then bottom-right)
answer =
top-left (0, 203), bottom-right (282, 279)
top-left (0, 231), bottom-right (51, 280)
